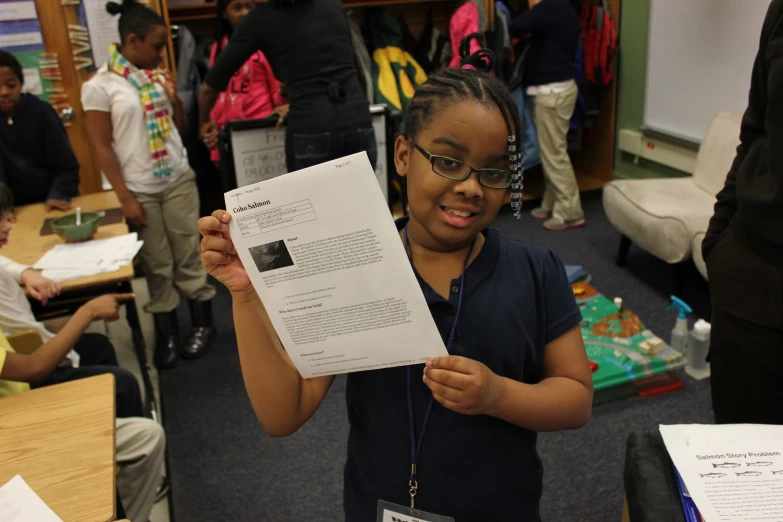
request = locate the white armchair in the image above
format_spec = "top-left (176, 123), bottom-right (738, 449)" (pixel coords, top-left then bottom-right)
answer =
top-left (603, 112), bottom-right (742, 285)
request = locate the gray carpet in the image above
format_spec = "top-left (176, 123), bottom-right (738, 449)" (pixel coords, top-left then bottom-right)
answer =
top-left (160, 190), bottom-right (714, 521)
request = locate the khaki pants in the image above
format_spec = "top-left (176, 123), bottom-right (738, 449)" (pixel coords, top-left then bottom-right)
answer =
top-left (533, 83), bottom-right (584, 222)
top-left (131, 169), bottom-right (215, 313)
top-left (116, 417), bottom-right (166, 522)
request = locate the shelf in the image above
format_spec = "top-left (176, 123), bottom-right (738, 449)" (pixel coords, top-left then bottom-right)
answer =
top-left (169, 0), bottom-right (455, 22)
top-left (169, 2), bottom-right (215, 22)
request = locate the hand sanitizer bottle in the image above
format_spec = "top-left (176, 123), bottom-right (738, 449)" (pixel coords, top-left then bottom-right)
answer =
top-left (686, 319), bottom-right (711, 380)
top-left (668, 296), bottom-right (692, 356)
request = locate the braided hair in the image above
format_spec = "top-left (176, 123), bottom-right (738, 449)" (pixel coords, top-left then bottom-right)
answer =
top-left (107, 0), bottom-right (165, 42)
top-left (405, 34), bottom-right (524, 218)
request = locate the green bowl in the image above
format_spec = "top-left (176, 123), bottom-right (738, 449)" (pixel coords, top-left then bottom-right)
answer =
top-left (51, 212), bottom-right (100, 243)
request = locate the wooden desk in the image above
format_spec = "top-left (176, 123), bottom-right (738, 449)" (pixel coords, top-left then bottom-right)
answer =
top-left (1, 192), bottom-right (133, 292)
top-left (2, 192), bottom-right (158, 421)
top-left (0, 375), bottom-right (116, 522)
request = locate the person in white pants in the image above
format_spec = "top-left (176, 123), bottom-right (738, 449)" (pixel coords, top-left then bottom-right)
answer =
top-left (117, 417), bottom-right (166, 522)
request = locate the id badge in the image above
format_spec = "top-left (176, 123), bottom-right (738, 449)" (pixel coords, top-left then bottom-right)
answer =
top-left (376, 500), bottom-right (456, 522)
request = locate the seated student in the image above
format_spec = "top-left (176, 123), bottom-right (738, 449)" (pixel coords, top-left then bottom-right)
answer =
top-left (0, 51), bottom-right (79, 210)
top-left (0, 183), bottom-right (142, 418)
top-left (205, 0), bottom-right (289, 165)
top-left (0, 328), bottom-right (165, 522)
top-left (198, 36), bottom-right (592, 521)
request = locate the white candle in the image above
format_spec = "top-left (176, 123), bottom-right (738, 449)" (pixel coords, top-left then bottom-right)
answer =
top-left (76, 207), bottom-right (82, 225)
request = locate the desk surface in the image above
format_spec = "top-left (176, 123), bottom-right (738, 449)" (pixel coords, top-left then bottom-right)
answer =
top-left (0, 374), bottom-right (116, 521)
top-left (1, 192), bottom-right (134, 291)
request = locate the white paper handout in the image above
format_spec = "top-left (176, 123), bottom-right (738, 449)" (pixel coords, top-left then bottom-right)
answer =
top-left (225, 152), bottom-right (447, 378)
top-left (0, 475), bottom-right (63, 522)
top-left (668, 444), bottom-right (783, 521)
top-left (661, 424), bottom-right (783, 521)
top-left (34, 234), bottom-right (142, 282)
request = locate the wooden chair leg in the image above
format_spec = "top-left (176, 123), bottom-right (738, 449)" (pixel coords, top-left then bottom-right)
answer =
top-left (616, 234), bottom-right (632, 266)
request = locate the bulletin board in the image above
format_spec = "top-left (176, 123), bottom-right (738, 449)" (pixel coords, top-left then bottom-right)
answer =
top-left (0, 0), bottom-right (53, 102)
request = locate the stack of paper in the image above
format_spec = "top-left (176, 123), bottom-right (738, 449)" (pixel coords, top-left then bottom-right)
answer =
top-left (34, 233), bottom-right (143, 282)
top-left (0, 475), bottom-right (63, 521)
top-left (660, 424), bottom-right (783, 521)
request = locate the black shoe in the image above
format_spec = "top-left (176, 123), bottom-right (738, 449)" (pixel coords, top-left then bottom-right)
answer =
top-left (153, 311), bottom-right (179, 369)
top-left (181, 299), bottom-right (214, 360)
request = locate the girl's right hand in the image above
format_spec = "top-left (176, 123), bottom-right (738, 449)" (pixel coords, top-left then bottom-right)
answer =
top-left (121, 196), bottom-right (147, 227)
top-left (83, 293), bottom-right (135, 322)
top-left (200, 121), bottom-right (219, 150)
top-left (198, 210), bottom-right (255, 297)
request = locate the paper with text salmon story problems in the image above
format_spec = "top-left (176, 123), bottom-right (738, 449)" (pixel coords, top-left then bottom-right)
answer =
top-left (661, 424), bottom-right (783, 521)
top-left (225, 152), bottom-right (448, 378)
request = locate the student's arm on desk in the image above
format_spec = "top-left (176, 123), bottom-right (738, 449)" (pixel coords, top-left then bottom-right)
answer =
top-left (0, 256), bottom-right (61, 304)
top-left (0, 294), bottom-right (131, 382)
top-left (83, 111), bottom-right (147, 227)
top-left (199, 211), bottom-right (334, 437)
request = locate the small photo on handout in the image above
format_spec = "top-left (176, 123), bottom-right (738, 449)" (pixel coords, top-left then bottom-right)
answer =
top-left (249, 240), bottom-right (295, 273)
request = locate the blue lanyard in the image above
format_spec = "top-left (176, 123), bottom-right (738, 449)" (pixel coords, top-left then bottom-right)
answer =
top-left (403, 224), bottom-right (475, 511)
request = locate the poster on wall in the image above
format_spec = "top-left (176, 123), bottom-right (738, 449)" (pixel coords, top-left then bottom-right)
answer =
top-left (80, 0), bottom-right (120, 69)
top-left (0, 0), bottom-right (50, 101)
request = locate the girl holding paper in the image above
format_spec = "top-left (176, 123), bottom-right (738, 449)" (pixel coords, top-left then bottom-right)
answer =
top-left (197, 35), bottom-right (592, 522)
top-left (82, 0), bottom-right (215, 369)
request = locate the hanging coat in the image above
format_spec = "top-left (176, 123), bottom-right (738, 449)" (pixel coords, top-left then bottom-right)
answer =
top-left (366, 8), bottom-right (427, 111)
top-left (348, 16), bottom-right (374, 103)
top-left (581, 0), bottom-right (617, 85)
top-left (413, 7), bottom-right (451, 74)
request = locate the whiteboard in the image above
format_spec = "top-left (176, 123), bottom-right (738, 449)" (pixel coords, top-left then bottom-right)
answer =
top-left (228, 105), bottom-right (391, 202)
top-left (230, 124), bottom-right (287, 188)
top-left (644, 0), bottom-right (768, 143)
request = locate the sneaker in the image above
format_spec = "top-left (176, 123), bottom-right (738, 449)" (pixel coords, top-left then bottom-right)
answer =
top-left (543, 217), bottom-right (586, 231)
top-left (530, 207), bottom-right (553, 220)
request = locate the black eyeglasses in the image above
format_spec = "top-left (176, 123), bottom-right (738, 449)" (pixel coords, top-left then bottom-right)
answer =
top-left (411, 141), bottom-right (513, 189)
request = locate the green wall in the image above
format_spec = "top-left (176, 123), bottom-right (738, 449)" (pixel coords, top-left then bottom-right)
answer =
top-left (613, 0), bottom-right (689, 180)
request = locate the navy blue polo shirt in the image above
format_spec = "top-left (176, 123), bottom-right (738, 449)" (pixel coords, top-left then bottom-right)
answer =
top-left (343, 219), bottom-right (582, 521)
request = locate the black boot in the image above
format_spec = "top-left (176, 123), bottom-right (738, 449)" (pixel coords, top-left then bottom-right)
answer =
top-left (153, 311), bottom-right (179, 369)
top-left (182, 299), bottom-right (214, 360)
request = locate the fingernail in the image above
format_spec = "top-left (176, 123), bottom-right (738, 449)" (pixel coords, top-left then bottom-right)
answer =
top-left (425, 359), bottom-right (432, 368)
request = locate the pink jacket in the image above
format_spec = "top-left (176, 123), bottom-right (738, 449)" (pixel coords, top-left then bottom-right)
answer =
top-left (209, 39), bottom-right (287, 161)
top-left (448, 2), bottom-right (482, 68)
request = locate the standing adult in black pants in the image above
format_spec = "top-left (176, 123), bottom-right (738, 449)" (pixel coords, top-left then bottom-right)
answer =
top-left (198, 0), bottom-right (377, 172)
top-left (702, 0), bottom-right (783, 426)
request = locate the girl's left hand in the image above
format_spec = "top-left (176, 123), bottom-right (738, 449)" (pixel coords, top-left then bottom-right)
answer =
top-left (160, 70), bottom-right (180, 103)
top-left (423, 356), bottom-right (504, 415)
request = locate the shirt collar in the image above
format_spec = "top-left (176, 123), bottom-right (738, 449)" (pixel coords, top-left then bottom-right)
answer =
top-left (394, 217), bottom-right (500, 279)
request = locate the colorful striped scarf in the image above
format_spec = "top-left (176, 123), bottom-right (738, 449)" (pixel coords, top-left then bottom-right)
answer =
top-left (108, 44), bottom-right (173, 178)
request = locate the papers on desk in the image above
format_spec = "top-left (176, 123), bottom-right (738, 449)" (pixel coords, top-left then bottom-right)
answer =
top-left (661, 424), bottom-right (783, 521)
top-left (226, 152), bottom-right (447, 378)
top-left (33, 233), bottom-right (143, 282)
top-left (0, 475), bottom-right (63, 522)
